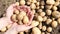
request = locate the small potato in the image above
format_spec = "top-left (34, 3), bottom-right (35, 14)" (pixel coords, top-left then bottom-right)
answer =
top-left (40, 6), bottom-right (44, 9)
top-left (32, 27), bottom-right (41, 34)
top-left (43, 16), bottom-right (47, 21)
top-left (45, 5), bottom-right (53, 9)
top-left (32, 0), bottom-right (37, 3)
top-left (40, 0), bottom-right (45, 5)
top-left (46, 9), bottom-right (52, 15)
top-left (27, 2), bottom-right (31, 5)
top-left (47, 27), bottom-right (52, 32)
top-left (14, 9), bottom-right (19, 14)
top-left (32, 10), bottom-right (36, 14)
top-left (51, 21), bottom-right (58, 28)
top-left (19, 32), bottom-right (24, 34)
top-left (1, 27), bottom-right (6, 32)
top-left (37, 16), bottom-right (43, 22)
top-left (11, 14), bottom-right (18, 22)
top-left (52, 11), bottom-right (60, 18)
top-left (39, 12), bottom-right (45, 17)
top-left (41, 32), bottom-right (45, 34)
top-left (46, 0), bottom-right (55, 5)
top-left (31, 20), bottom-right (39, 27)
top-left (25, 30), bottom-right (29, 34)
top-left (57, 18), bottom-right (60, 24)
top-left (30, 3), bottom-right (36, 10)
top-left (18, 20), bottom-right (23, 25)
top-left (28, 0), bottom-right (32, 2)
top-left (38, 22), bottom-right (42, 29)
top-left (54, 1), bottom-right (59, 6)
top-left (52, 6), bottom-right (57, 11)
top-left (46, 19), bottom-right (52, 25)
top-left (23, 16), bottom-right (29, 24)
top-left (17, 14), bottom-right (23, 20)
top-left (37, 9), bottom-right (43, 13)
top-left (20, 0), bottom-right (25, 5)
top-left (20, 11), bottom-right (26, 16)
top-left (16, 2), bottom-right (19, 6)
top-left (36, 6), bottom-right (40, 9)
top-left (42, 26), bottom-right (46, 31)
top-left (36, 2), bottom-right (40, 6)
top-left (46, 32), bottom-right (50, 34)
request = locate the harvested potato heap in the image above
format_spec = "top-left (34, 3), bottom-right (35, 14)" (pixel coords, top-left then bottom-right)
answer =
top-left (11, 9), bottom-right (29, 25)
top-left (1, 0), bottom-right (60, 34)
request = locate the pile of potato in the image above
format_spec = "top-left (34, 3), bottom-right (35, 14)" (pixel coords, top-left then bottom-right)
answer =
top-left (0, 0), bottom-right (60, 34)
top-left (11, 9), bottom-right (29, 25)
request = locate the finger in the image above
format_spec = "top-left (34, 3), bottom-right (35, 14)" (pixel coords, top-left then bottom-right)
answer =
top-left (0, 17), bottom-right (9, 30)
top-left (16, 25), bottom-right (33, 32)
top-left (4, 23), bottom-right (18, 34)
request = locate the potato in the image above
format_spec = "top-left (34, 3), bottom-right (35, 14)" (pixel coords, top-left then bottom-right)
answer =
top-left (1, 27), bottom-right (6, 32)
top-left (43, 16), bottom-right (47, 21)
top-left (40, 0), bottom-right (45, 5)
top-left (46, 32), bottom-right (50, 34)
top-left (23, 16), bottom-right (29, 24)
top-left (51, 21), bottom-right (58, 28)
top-left (19, 32), bottom-right (24, 34)
top-left (52, 6), bottom-right (57, 11)
top-left (46, 9), bottom-right (52, 15)
top-left (39, 12), bottom-right (45, 17)
top-left (37, 16), bottom-right (43, 22)
top-left (46, 18), bottom-right (52, 25)
top-left (37, 9), bottom-right (43, 13)
top-left (11, 14), bottom-right (18, 22)
top-left (20, 0), bottom-right (25, 5)
top-left (17, 14), bottom-right (23, 20)
top-left (42, 26), bottom-right (46, 31)
top-left (41, 32), bottom-right (45, 34)
top-left (20, 11), bottom-right (26, 17)
top-left (31, 20), bottom-right (39, 27)
top-left (57, 18), bottom-right (60, 24)
top-left (40, 6), bottom-right (44, 9)
top-left (45, 5), bottom-right (53, 9)
top-left (38, 22), bottom-right (42, 29)
top-left (54, 1), bottom-right (59, 6)
top-left (16, 2), bottom-right (19, 6)
top-left (36, 2), bottom-right (40, 6)
top-left (52, 11), bottom-right (60, 18)
top-left (46, 0), bottom-right (55, 5)
top-left (32, 27), bottom-right (41, 34)
top-left (47, 27), bottom-right (52, 32)
top-left (18, 20), bottom-right (23, 25)
top-left (30, 3), bottom-right (36, 9)
top-left (14, 9), bottom-right (19, 14)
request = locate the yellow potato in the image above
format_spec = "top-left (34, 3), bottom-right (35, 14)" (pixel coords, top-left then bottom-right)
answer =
top-left (23, 16), bottom-right (29, 24)
top-left (31, 20), bottom-right (39, 27)
top-left (32, 27), bottom-right (41, 34)
top-left (1, 27), bottom-right (6, 32)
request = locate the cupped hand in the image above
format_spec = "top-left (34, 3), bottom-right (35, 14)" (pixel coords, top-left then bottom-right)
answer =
top-left (0, 2), bottom-right (34, 34)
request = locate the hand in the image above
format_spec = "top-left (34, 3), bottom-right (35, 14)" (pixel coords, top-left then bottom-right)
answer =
top-left (3, 2), bottom-right (34, 34)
